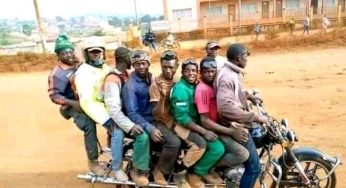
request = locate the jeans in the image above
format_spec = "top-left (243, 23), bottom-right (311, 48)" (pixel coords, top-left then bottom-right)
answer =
top-left (153, 122), bottom-right (181, 174)
top-left (102, 119), bottom-right (125, 171)
top-left (149, 41), bottom-right (157, 51)
top-left (239, 133), bottom-right (261, 188)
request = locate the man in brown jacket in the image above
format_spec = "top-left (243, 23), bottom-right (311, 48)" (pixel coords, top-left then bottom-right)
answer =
top-left (214, 43), bottom-right (269, 188)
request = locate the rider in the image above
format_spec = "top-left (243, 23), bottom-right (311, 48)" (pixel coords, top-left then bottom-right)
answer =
top-left (165, 32), bottom-right (175, 47)
top-left (205, 41), bottom-right (227, 70)
top-left (121, 50), bottom-right (167, 186)
top-left (74, 37), bottom-right (126, 179)
top-left (214, 43), bottom-right (269, 188)
top-left (194, 56), bottom-right (249, 181)
top-left (103, 47), bottom-right (151, 182)
top-left (48, 34), bottom-right (104, 176)
top-left (148, 50), bottom-right (182, 185)
top-left (170, 59), bottom-right (225, 187)
top-left (144, 28), bottom-right (157, 51)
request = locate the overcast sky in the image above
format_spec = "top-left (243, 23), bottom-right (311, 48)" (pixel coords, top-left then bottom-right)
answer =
top-left (1, 0), bottom-right (164, 19)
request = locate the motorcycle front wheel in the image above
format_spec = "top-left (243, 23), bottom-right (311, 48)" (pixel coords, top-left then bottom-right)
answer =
top-left (276, 155), bottom-right (336, 188)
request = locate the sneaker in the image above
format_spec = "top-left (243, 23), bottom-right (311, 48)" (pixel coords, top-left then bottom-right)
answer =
top-left (187, 173), bottom-right (204, 188)
top-left (108, 169), bottom-right (129, 182)
top-left (174, 170), bottom-right (191, 188)
top-left (130, 169), bottom-right (149, 186)
top-left (88, 160), bottom-right (106, 176)
top-left (203, 172), bottom-right (223, 184)
top-left (152, 168), bottom-right (167, 185)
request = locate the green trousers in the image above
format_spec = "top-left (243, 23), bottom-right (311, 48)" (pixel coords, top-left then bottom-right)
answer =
top-left (193, 139), bottom-right (225, 176)
top-left (132, 132), bottom-right (150, 171)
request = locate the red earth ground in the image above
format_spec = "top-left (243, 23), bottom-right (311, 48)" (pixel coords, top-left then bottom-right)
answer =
top-left (0, 47), bottom-right (345, 187)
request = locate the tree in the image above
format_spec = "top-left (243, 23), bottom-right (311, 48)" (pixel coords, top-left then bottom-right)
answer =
top-left (140, 14), bottom-right (151, 23)
top-left (92, 29), bottom-right (106, 36)
top-left (55, 16), bottom-right (65, 22)
top-left (158, 15), bottom-right (164, 20)
top-left (123, 17), bottom-right (132, 26)
top-left (22, 24), bottom-right (33, 36)
top-left (108, 16), bottom-right (123, 27)
top-left (0, 29), bottom-right (10, 46)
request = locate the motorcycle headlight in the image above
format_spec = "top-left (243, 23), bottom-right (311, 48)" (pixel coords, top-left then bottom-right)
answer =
top-left (281, 118), bottom-right (289, 128)
top-left (287, 130), bottom-right (297, 142)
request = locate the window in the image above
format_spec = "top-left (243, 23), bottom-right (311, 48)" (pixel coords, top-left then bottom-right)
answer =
top-left (286, 0), bottom-right (300, 10)
top-left (172, 8), bottom-right (192, 19)
top-left (241, 3), bottom-right (256, 15)
top-left (325, 0), bottom-right (334, 5)
top-left (207, 6), bottom-right (223, 15)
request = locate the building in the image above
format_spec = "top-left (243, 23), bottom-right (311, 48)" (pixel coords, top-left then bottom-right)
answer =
top-left (162, 0), bottom-right (346, 32)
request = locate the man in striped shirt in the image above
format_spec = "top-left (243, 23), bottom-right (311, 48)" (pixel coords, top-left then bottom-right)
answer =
top-left (48, 34), bottom-right (104, 175)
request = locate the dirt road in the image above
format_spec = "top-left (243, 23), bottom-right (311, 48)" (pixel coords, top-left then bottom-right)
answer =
top-left (0, 48), bottom-right (345, 188)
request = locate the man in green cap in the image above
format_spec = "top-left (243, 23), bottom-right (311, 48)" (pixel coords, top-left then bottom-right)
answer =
top-left (48, 34), bottom-right (104, 175)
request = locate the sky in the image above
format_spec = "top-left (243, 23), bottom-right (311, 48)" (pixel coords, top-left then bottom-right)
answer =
top-left (1, 0), bottom-right (164, 19)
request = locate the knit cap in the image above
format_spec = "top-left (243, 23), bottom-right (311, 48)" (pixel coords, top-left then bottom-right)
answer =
top-left (54, 34), bottom-right (74, 53)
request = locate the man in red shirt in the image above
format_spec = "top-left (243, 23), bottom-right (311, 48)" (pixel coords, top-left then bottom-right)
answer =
top-left (195, 57), bottom-right (249, 177)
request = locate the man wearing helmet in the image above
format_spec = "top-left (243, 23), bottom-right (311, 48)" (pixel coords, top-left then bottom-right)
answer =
top-left (121, 50), bottom-right (164, 186)
top-left (48, 34), bottom-right (103, 176)
top-left (74, 38), bottom-right (125, 179)
top-left (214, 43), bottom-right (269, 188)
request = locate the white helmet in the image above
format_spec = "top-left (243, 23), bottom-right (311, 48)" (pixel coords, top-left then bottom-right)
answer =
top-left (83, 37), bottom-right (106, 52)
top-left (83, 37), bottom-right (106, 64)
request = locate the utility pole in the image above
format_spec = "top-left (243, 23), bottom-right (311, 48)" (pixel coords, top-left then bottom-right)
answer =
top-left (134, 0), bottom-right (139, 26)
top-left (33, 0), bottom-right (47, 53)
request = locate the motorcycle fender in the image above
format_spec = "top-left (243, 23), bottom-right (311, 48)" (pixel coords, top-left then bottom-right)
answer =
top-left (278, 147), bottom-right (337, 167)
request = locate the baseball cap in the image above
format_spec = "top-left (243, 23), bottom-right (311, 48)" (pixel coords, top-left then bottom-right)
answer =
top-left (206, 41), bottom-right (220, 49)
top-left (87, 47), bottom-right (104, 52)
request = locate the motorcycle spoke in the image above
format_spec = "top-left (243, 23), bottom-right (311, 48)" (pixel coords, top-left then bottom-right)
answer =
top-left (304, 162), bottom-right (311, 173)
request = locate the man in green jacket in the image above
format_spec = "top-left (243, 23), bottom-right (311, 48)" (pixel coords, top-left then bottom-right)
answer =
top-left (170, 59), bottom-right (225, 188)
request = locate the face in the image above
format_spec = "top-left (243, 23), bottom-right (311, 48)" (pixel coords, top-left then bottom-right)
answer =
top-left (58, 48), bottom-right (75, 65)
top-left (237, 50), bottom-right (250, 68)
top-left (161, 59), bottom-right (178, 80)
top-left (87, 49), bottom-right (102, 62)
top-left (125, 55), bottom-right (132, 69)
top-left (133, 60), bottom-right (150, 78)
top-left (182, 64), bottom-right (198, 84)
top-left (201, 68), bottom-right (217, 84)
top-left (206, 47), bottom-right (219, 57)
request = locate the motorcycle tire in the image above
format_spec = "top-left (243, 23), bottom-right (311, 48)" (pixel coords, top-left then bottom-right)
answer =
top-left (273, 155), bottom-right (336, 188)
top-left (173, 42), bottom-right (180, 49)
top-left (158, 45), bottom-right (166, 52)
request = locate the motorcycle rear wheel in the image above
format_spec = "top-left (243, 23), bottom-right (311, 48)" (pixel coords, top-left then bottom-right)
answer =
top-left (277, 155), bottom-right (336, 188)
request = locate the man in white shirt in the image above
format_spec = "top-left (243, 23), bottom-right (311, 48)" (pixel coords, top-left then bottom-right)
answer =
top-left (205, 41), bottom-right (227, 70)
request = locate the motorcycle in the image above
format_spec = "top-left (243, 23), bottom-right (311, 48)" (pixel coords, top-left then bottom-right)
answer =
top-left (157, 39), bottom-right (180, 52)
top-left (78, 92), bottom-right (342, 188)
top-left (248, 91), bottom-right (342, 188)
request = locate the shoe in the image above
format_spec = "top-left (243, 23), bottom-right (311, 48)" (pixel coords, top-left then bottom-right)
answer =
top-left (130, 169), bottom-right (149, 186)
top-left (203, 172), bottom-right (223, 184)
top-left (152, 168), bottom-right (167, 185)
top-left (88, 160), bottom-right (106, 176)
top-left (108, 169), bottom-right (129, 182)
top-left (187, 173), bottom-right (204, 188)
top-left (174, 170), bottom-right (191, 188)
